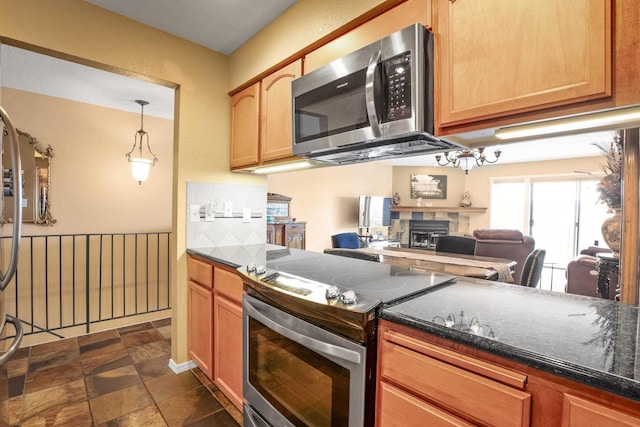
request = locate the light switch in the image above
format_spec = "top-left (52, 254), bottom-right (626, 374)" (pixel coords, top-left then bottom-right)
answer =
top-left (223, 202), bottom-right (233, 218)
top-left (189, 204), bottom-right (200, 222)
top-left (242, 208), bottom-right (251, 223)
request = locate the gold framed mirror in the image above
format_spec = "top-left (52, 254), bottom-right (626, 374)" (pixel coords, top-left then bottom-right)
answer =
top-left (1, 128), bottom-right (55, 225)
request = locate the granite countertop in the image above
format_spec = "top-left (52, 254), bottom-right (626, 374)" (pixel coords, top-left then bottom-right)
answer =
top-left (187, 245), bottom-right (640, 402)
top-left (186, 244), bottom-right (270, 270)
top-left (382, 278), bottom-right (640, 401)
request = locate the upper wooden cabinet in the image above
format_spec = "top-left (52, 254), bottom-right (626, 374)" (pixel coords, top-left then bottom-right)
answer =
top-left (435, 0), bottom-right (612, 130)
top-left (260, 60), bottom-right (302, 162)
top-left (305, 0), bottom-right (432, 73)
top-left (230, 83), bottom-right (260, 168)
top-left (230, 60), bottom-right (302, 170)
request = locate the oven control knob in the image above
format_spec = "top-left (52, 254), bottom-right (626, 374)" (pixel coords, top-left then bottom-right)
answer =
top-left (340, 290), bottom-right (358, 305)
top-left (325, 285), bottom-right (341, 300)
top-left (255, 265), bottom-right (266, 275)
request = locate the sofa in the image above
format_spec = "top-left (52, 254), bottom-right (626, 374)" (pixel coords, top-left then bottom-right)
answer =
top-left (565, 246), bottom-right (618, 300)
top-left (472, 229), bottom-right (536, 285)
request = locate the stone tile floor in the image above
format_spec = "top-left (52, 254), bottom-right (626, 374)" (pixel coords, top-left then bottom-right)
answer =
top-left (6, 318), bottom-right (242, 426)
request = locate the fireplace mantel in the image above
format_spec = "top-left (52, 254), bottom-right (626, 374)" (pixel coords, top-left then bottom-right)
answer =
top-left (392, 206), bottom-right (487, 214)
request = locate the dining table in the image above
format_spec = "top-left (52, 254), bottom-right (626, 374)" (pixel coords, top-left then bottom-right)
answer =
top-left (354, 246), bottom-right (517, 282)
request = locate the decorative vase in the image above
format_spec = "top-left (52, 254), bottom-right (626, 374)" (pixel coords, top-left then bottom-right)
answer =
top-left (460, 191), bottom-right (472, 207)
top-left (601, 208), bottom-right (622, 256)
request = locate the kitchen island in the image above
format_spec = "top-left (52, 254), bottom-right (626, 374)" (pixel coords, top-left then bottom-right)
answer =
top-left (187, 245), bottom-right (640, 424)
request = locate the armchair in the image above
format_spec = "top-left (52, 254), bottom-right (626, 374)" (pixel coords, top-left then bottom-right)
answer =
top-left (472, 229), bottom-right (535, 285)
top-left (565, 247), bottom-right (618, 300)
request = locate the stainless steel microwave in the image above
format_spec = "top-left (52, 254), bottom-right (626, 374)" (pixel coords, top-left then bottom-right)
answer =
top-left (292, 23), bottom-right (461, 165)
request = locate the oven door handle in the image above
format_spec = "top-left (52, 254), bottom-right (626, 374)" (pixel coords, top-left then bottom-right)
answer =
top-left (245, 298), bottom-right (361, 365)
top-left (0, 315), bottom-right (23, 365)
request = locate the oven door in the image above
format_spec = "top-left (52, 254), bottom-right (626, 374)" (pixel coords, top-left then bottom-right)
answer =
top-left (243, 294), bottom-right (368, 427)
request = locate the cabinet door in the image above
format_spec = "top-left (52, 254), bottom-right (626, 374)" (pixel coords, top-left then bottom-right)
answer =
top-left (305, 0), bottom-right (432, 73)
top-left (436, 0), bottom-right (612, 128)
top-left (213, 294), bottom-right (243, 410)
top-left (285, 224), bottom-right (306, 250)
top-left (260, 60), bottom-right (302, 161)
top-left (188, 280), bottom-right (213, 377)
top-left (274, 224), bottom-right (285, 246)
top-left (213, 268), bottom-right (243, 409)
top-left (266, 224), bottom-right (275, 244)
top-left (230, 82), bottom-right (260, 168)
top-left (561, 394), bottom-right (640, 427)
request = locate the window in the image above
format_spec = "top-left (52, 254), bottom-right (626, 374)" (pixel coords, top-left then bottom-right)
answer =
top-left (491, 176), bottom-right (610, 291)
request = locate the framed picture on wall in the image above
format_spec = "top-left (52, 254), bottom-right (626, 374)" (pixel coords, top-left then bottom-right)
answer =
top-left (410, 174), bottom-right (447, 199)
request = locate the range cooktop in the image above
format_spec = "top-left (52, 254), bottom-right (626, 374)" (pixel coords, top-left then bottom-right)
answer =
top-left (264, 247), bottom-right (455, 305)
top-left (240, 247), bottom-right (455, 343)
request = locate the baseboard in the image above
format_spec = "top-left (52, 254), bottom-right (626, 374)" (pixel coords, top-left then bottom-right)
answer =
top-left (169, 358), bottom-right (198, 374)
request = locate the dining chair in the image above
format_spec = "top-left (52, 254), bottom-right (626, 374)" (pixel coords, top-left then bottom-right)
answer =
top-left (331, 232), bottom-right (365, 249)
top-left (520, 249), bottom-right (546, 288)
top-left (435, 235), bottom-right (477, 255)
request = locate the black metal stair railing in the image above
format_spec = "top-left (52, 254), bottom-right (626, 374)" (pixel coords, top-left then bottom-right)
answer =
top-left (1, 232), bottom-right (171, 339)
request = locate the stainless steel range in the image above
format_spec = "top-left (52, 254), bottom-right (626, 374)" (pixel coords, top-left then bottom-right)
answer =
top-left (239, 248), bottom-right (454, 426)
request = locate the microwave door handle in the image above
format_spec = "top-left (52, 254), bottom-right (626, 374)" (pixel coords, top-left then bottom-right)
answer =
top-left (365, 50), bottom-right (382, 138)
top-left (0, 106), bottom-right (22, 291)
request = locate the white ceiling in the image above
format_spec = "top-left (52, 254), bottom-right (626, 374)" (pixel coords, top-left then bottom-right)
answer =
top-left (1, 1), bottom-right (613, 165)
top-left (85, 0), bottom-right (298, 55)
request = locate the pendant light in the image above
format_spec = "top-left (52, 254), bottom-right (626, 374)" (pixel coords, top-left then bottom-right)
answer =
top-left (125, 100), bottom-right (158, 184)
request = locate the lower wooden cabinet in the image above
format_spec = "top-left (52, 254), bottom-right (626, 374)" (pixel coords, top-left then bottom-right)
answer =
top-left (187, 257), bottom-right (214, 378)
top-left (561, 394), bottom-right (640, 427)
top-left (378, 322), bottom-right (531, 427)
top-left (187, 280), bottom-right (213, 377)
top-left (187, 255), bottom-right (244, 410)
top-left (213, 267), bottom-right (244, 410)
top-left (378, 320), bottom-right (640, 427)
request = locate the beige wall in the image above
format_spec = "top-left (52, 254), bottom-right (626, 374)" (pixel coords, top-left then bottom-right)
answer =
top-left (229, 0), bottom-right (386, 89)
top-left (267, 156), bottom-right (602, 252)
top-left (267, 162), bottom-right (394, 252)
top-left (2, 88), bottom-right (173, 235)
top-left (1, 0), bottom-right (398, 365)
top-left (0, 0), bottom-right (264, 365)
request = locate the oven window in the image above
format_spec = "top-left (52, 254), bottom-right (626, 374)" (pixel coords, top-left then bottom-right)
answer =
top-left (249, 318), bottom-right (350, 426)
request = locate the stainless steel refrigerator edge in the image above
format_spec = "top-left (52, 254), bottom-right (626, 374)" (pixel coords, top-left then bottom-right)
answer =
top-left (0, 106), bottom-right (24, 427)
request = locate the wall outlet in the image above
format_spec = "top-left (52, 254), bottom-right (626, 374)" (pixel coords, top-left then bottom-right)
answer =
top-left (189, 204), bottom-right (200, 222)
top-left (242, 208), bottom-right (251, 223)
top-left (223, 202), bottom-right (233, 218)
top-left (205, 202), bottom-right (215, 222)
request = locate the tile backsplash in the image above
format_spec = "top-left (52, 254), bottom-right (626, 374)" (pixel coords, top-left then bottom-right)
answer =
top-left (186, 182), bottom-right (267, 248)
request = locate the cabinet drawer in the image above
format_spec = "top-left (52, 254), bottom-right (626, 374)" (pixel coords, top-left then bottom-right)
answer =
top-left (379, 381), bottom-right (474, 427)
top-left (214, 267), bottom-right (243, 304)
top-left (188, 256), bottom-right (213, 289)
top-left (380, 331), bottom-right (530, 427)
top-left (285, 223), bottom-right (305, 232)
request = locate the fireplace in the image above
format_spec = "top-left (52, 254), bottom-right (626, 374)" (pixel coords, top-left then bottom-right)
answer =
top-left (409, 220), bottom-right (450, 250)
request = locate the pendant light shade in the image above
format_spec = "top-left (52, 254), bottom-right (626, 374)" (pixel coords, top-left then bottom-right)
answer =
top-left (125, 100), bottom-right (158, 184)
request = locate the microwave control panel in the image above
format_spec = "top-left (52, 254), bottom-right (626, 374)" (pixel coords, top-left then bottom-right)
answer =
top-left (383, 52), bottom-right (412, 122)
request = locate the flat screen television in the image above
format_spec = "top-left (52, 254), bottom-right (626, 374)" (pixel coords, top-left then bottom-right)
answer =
top-left (358, 196), bottom-right (392, 228)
